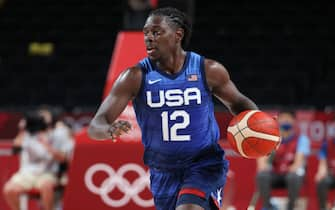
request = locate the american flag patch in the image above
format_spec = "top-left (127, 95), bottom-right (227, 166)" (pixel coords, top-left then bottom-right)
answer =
top-left (187, 74), bottom-right (198, 81)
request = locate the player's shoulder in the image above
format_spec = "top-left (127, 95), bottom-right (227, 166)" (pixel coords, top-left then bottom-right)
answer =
top-left (125, 65), bottom-right (142, 74)
top-left (203, 57), bottom-right (226, 71)
top-left (120, 65), bottom-right (143, 81)
top-left (116, 65), bottom-right (143, 97)
top-left (201, 57), bottom-right (231, 89)
top-left (202, 57), bottom-right (229, 80)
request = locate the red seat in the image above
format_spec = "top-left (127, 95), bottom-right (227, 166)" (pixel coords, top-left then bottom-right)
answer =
top-left (20, 181), bottom-right (66, 210)
top-left (24, 188), bottom-right (41, 198)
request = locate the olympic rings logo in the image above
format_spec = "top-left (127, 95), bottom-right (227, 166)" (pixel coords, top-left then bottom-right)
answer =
top-left (84, 163), bottom-right (154, 207)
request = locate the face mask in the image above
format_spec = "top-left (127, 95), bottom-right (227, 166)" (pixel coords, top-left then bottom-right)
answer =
top-left (280, 123), bottom-right (293, 131)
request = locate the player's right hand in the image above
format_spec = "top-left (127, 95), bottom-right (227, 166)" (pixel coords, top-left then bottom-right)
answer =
top-left (108, 120), bottom-right (131, 141)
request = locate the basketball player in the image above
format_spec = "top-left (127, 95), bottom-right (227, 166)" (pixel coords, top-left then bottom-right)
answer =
top-left (88, 7), bottom-right (258, 210)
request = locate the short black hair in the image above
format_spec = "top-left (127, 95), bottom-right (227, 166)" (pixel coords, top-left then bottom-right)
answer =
top-left (24, 111), bottom-right (47, 134)
top-left (149, 7), bottom-right (192, 48)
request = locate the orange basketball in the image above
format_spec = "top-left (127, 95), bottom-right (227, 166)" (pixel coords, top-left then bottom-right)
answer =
top-left (227, 110), bottom-right (281, 159)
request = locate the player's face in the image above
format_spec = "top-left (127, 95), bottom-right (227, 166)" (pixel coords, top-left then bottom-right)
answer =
top-left (143, 15), bottom-right (179, 60)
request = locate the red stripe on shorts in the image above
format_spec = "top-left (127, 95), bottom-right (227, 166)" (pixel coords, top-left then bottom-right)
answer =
top-left (212, 196), bottom-right (220, 208)
top-left (178, 188), bottom-right (206, 198)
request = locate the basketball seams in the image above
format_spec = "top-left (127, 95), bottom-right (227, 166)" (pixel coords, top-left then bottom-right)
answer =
top-left (227, 124), bottom-right (248, 157)
top-left (227, 125), bottom-right (280, 142)
top-left (243, 138), bottom-right (276, 157)
top-left (244, 111), bottom-right (279, 142)
top-left (247, 119), bottom-right (278, 130)
top-left (243, 139), bottom-right (264, 157)
top-left (247, 119), bottom-right (279, 136)
top-left (247, 112), bottom-right (279, 136)
top-left (240, 110), bottom-right (259, 129)
top-left (242, 128), bottom-right (280, 142)
top-left (236, 123), bottom-right (247, 157)
top-left (226, 110), bottom-right (280, 159)
top-left (227, 110), bottom-right (260, 158)
top-left (236, 123), bottom-right (246, 139)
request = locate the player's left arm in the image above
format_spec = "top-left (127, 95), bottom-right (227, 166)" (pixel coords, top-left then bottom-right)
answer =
top-left (88, 67), bottom-right (142, 140)
top-left (204, 59), bottom-right (258, 115)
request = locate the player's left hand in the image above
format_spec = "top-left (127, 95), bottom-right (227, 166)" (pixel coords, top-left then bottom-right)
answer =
top-left (108, 120), bottom-right (132, 141)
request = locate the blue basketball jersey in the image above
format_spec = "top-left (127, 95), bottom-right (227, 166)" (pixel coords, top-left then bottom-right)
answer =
top-left (134, 51), bottom-right (220, 160)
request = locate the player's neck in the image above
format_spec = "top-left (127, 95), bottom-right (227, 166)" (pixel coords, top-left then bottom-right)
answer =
top-left (156, 50), bottom-right (186, 75)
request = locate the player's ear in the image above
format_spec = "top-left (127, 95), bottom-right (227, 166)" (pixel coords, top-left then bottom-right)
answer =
top-left (175, 28), bottom-right (184, 44)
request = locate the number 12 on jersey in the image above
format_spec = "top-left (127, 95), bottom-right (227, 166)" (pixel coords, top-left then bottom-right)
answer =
top-left (161, 110), bottom-right (190, 141)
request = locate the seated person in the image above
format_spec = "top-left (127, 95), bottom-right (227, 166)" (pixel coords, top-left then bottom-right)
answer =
top-left (256, 110), bottom-right (310, 210)
top-left (2, 109), bottom-right (74, 210)
top-left (315, 138), bottom-right (335, 210)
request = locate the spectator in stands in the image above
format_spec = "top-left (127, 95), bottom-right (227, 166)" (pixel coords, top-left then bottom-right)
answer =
top-left (2, 108), bottom-right (74, 210)
top-left (256, 110), bottom-right (310, 210)
top-left (315, 137), bottom-right (335, 210)
top-left (11, 117), bottom-right (26, 152)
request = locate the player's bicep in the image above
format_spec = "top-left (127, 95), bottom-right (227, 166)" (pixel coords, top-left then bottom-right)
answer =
top-left (205, 60), bottom-right (245, 105)
top-left (213, 79), bottom-right (245, 108)
top-left (205, 59), bottom-right (257, 114)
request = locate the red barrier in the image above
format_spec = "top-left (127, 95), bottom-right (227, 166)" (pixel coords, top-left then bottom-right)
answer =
top-left (0, 140), bottom-right (322, 210)
top-left (0, 113), bottom-right (21, 139)
top-left (103, 31), bottom-right (146, 99)
top-left (63, 130), bottom-right (154, 210)
top-left (0, 142), bottom-right (19, 210)
top-left (62, 130), bottom-right (257, 210)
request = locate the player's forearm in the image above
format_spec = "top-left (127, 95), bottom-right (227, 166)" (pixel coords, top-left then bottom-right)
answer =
top-left (230, 95), bottom-right (258, 115)
top-left (88, 116), bottom-right (111, 140)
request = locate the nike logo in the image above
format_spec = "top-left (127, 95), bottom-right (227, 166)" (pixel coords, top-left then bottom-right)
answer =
top-left (148, 79), bottom-right (162, 84)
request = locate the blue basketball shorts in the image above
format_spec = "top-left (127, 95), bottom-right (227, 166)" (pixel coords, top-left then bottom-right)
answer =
top-left (149, 158), bottom-right (229, 210)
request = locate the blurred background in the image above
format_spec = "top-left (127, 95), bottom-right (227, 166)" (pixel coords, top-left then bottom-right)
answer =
top-left (0, 0), bottom-right (334, 112)
top-left (0, 1), bottom-right (334, 210)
